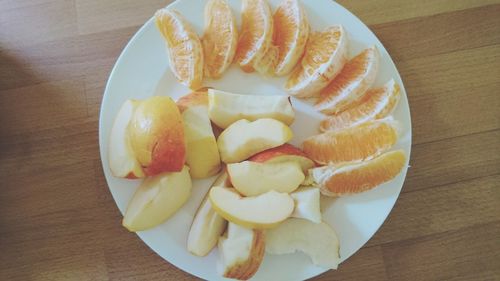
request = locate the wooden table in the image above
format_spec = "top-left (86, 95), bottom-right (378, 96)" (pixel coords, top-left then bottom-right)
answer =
top-left (1, 1), bottom-right (499, 280)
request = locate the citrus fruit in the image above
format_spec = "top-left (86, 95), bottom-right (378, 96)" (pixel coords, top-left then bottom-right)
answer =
top-left (155, 8), bottom-right (204, 90)
top-left (316, 46), bottom-right (379, 114)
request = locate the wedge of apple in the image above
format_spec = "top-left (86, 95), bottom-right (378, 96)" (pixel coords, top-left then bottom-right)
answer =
top-left (209, 186), bottom-right (294, 229)
top-left (128, 96), bottom-right (186, 176)
top-left (177, 91), bottom-right (221, 179)
top-left (290, 187), bottom-right (321, 223)
top-left (108, 99), bottom-right (145, 179)
top-left (249, 143), bottom-right (315, 173)
top-left (217, 118), bottom-right (293, 163)
top-left (266, 218), bottom-right (340, 269)
top-left (227, 161), bottom-right (304, 196)
top-left (187, 172), bottom-right (229, 256)
top-left (218, 223), bottom-right (265, 280)
top-left (208, 89), bottom-right (295, 129)
top-left (122, 166), bottom-right (191, 232)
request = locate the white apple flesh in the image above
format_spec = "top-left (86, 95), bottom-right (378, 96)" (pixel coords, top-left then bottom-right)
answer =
top-left (290, 187), bottom-right (322, 223)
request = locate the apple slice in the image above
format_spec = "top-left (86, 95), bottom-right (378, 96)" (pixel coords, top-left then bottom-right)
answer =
top-left (128, 96), bottom-right (186, 175)
top-left (209, 186), bottom-right (294, 229)
top-left (218, 223), bottom-right (265, 280)
top-left (227, 161), bottom-right (304, 196)
top-left (290, 187), bottom-right (321, 223)
top-left (108, 99), bottom-right (145, 179)
top-left (266, 218), bottom-right (340, 269)
top-left (122, 166), bottom-right (191, 232)
top-left (249, 143), bottom-right (315, 173)
top-left (187, 172), bottom-right (229, 256)
top-left (208, 89), bottom-right (295, 128)
top-left (217, 118), bottom-right (293, 163)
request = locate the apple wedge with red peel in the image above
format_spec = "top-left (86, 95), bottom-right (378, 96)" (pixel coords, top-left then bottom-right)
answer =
top-left (218, 223), bottom-right (265, 280)
top-left (209, 186), bottom-right (294, 229)
top-left (122, 166), bottom-right (191, 232)
top-left (187, 172), bottom-right (229, 256)
top-left (266, 218), bottom-right (340, 269)
top-left (108, 99), bottom-right (145, 179)
top-left (217, 118), bottom-right (293, 163)
top-left (290, 187), bottom-right (321, 223)
top-left (208, 89), bottom-right (295, 128)
top-left (249, 143), bottom-right (315, 173)
top-left (227, 161), bottom-right (304, 196)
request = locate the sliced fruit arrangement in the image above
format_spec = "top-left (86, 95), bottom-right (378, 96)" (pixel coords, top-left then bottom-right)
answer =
top-left (208, 89), bottom-right (295, 128)
top-left (249, 143), bottom-right (315, 173)
top-left (155, 9), bottom-right (203, 90)
top-left (320, 79), bottom-right (401, 132)
top-left (303, 118), bottom-right (399, 165)
top-left (285, 25), bottom-right (348, 97)
top-left (290, 186), bottom-right (321, 223)
top-left (316, 46), bottom-right (380, 114)
top-left (310, 150), bottom-right (407, 196)
top-left (202, 0), bottom-right (238, 79)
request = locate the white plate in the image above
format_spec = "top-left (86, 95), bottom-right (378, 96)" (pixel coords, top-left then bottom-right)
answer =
top-left (99, 0), bottom-right (412, 280)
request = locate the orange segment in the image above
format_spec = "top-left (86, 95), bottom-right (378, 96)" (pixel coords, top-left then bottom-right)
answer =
top-left (311, 150), bottom-right (406, 196)
top-left (272, 0), bottom-right (309, 76)
top-left (303, 118), bottom-right (398, 165)
top-left (285, 25), bottom-right (348, 98)
top-left (202, 0), bottom-right (238, 79)
top-left (235, 0), bottom-right (273, 72)
top-left (155, 9), bottom-right (204, 90)
top-left (320, 79), bottom-right (401, 132)
top-left (316, 46), bottom-right (379, 114)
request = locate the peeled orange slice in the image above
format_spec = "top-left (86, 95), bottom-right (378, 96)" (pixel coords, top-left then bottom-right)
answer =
top-left (202, 0), bottom-right (238, 79)
top-left (253, 45), bottom-right (279, 76)
top-left (310, 150), bottom-right (406, 196)
top-left (320, 79), bottom-right (401, 132)
top-left (303, 118), bottom-right (398, 165)
top-left (316, 46), bottom-right (379, 114)
top-left (155, 9), bottom-right (204, 90)
top-left (235, 0), bottom-right (273, 72)
top-left (285, 25), bottom-right (348, 98)
top-left (272, 0), bottom-right (309, 76)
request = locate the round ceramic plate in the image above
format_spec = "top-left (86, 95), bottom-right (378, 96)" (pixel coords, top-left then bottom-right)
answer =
top-left (99, 0), bottom-right (412, 280)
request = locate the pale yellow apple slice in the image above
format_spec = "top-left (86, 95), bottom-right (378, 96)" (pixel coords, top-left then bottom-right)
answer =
top-left (227, 161), bottom-right (304, 196)
top-left (266, 218), bottom-right (340, 269)
top-left (209, 186), bottom-right (294, 229)
top-left (122, 166), bottom-right (191, 232)
top-left (217, 118), bottom-right (293, 163)
top-left (187, 172), bottom-right (229, 256)
top-left (218, 222), bottom-right (265, 280)
top-left (290, 187), bottom-right (321, 223)
top-left (208, 89), bottom-right (295, 128)
top-left (108, 99), bottom-right (145, 179)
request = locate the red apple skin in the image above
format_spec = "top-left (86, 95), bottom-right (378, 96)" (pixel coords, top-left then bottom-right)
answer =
top-left (176, 89), bottom-right (209, 113)
top-left (249, 144), bottom-right (316, 172)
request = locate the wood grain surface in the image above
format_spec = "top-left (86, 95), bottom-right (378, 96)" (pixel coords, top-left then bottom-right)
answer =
top-left (1, 1), bottom-right (499, 280)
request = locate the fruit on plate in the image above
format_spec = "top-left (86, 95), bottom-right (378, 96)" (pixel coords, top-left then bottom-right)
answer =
top-left (209, 186), bottom-right (294, 229)
top-left (316, 46), bottom-right (380, 114)
top-left (122, 166), bottom-right (192, 231)
top-left (285, 25), bottom-right (348, 98)
top-left (272, 0), bottom-right (309, 76)
top-left (176, 89), bottom-right (209, 112)
top-left (303, 118), bottom-right (398, 165)
top-left (320, 79), bottom-right (400, 132)
top-left (187, 172), bottom-right (229, 256)
top-left (235, 0), bottom-right (273, 72)
top-left (249, 143), bottom-right (315, 173)
top-left (208, 89), bottom-right (295, 128)
top-left (310, 149), bottom-right (406, 196)
top-left (177, 92), bottom-right (221, 179)
top-left (266, 218), bottom-right (340, 269)
top-left (227, 161), bottom-right (304, 196)
top-left (155, 8), bottom-right (203, 89)
top-left (218, 223), bottom-right (265, 280)
top-left (202, 0), bottom-right (238, 79)
top-left (217, 118), bottom-right (293, 163)
top-left (108, 99), bottom-right (145, 179)
top-left (128, 96), bottom-right (186, 176)
top-left (253, 44), bottom-right (279, 76)
top-left (290, 186), bottom-right (321, 223)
